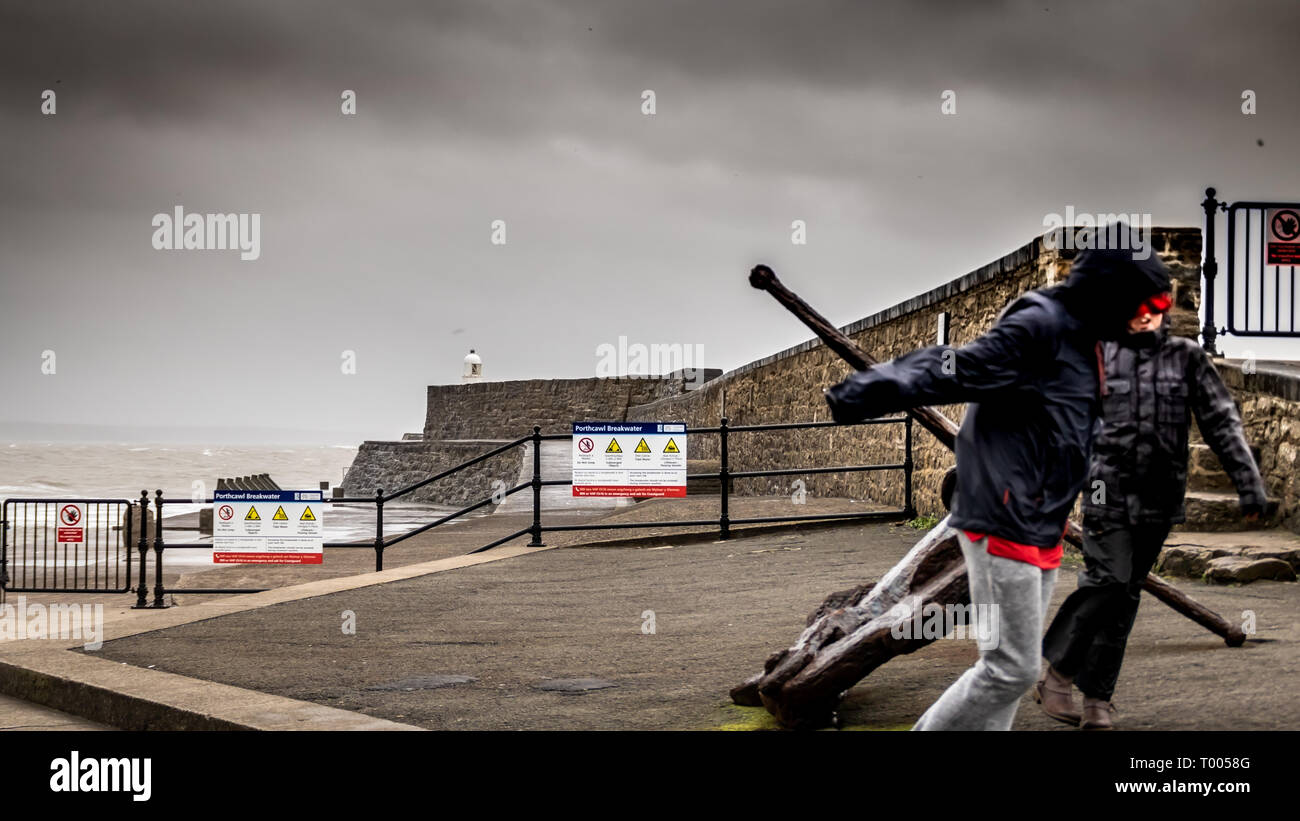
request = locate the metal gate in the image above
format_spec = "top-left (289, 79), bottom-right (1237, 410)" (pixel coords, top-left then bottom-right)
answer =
top-left (1, 499), bottom-right (134, 593)
top-left (1203, 188), bottom-right (1300, 351)
top-left (1225, 201), bottom-right (1300, 337)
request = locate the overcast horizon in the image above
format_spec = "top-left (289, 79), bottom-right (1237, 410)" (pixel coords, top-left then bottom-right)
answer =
top-left (3, 0), bottom-right (1299, 444)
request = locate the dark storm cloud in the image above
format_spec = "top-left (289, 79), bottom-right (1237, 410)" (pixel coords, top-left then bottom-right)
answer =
top-left (4, 0), bottom-right (1297, 191)
top-left (6, 1), bottom-right (1295, 152)
top-left (1, 1), bottom-right (1298, 438)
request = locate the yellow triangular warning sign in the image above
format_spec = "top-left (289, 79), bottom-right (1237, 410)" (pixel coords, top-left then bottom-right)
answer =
top-left (273, 505), bottom-right (289, 521)
top-left (245, 506), bottom-right (260, 521)
top-left (664, 438), bottom-right (680, 453)
top-left (606, 438), bottom-right (622, 453)
top-left (300, 506), bottom-right (316, 521)
top-left (635, 437), bottom-right (652, 453)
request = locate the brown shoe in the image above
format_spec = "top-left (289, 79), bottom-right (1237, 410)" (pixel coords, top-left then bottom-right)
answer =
top-left (1081, 697), bottom-right (1117, 730)
top-left (1034, 664), bottom-right (1081, 726)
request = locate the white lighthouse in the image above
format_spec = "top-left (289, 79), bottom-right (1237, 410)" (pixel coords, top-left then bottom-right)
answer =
top-left (462, 349), bottom-right (483, 383)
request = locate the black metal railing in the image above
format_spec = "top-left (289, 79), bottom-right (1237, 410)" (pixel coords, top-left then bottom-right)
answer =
top-left (1, 415), bottom-right (914, 606)
top-left (507, 417), bottom-right (914, 551)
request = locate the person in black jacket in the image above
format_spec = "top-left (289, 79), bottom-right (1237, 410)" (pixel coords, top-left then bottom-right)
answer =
top-left (825, 241), bottom-right (1171, 731)
top-left (1036, 294), bottom-right (1267, 729)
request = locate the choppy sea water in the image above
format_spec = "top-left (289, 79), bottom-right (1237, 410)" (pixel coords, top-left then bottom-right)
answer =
top-left (0, 441), bottom-right (361, 500)
top-left (0, 442), bottom-right (469, 568)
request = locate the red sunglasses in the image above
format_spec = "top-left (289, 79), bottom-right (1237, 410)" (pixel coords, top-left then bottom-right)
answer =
top-left (1134, 292), bottom-right (1172, 318)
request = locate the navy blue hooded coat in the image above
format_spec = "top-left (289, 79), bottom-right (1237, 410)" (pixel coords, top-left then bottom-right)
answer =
top-left (825, 245), bottom-right (1172, 548)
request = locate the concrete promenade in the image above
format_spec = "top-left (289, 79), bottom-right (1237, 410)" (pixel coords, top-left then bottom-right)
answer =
top-left (0, 496), bottom-right (1295, 730)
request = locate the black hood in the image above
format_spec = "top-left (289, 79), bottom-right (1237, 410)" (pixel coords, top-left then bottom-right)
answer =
top-left (1057, 243), bottom-right (1171, 341)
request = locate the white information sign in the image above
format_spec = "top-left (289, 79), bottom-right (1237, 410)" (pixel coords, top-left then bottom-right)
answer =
top-left (213, 490), bottom-right (323, 564)
top-left (572, 422), bottom-right (687, 497)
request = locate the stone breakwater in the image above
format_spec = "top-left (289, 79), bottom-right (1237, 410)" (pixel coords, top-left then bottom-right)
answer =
top-left (341, 440), bottom-right (521, 505)
top-left (343, 371), bottom-right (719, 505)
top-left (423, 372), bottom-right (719, 440)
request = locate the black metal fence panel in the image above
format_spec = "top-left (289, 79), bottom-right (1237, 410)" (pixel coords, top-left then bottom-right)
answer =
top-left (1225, 201), bottom-right (1300, 338)
top-left (1, 499), bottom-right (133, 593)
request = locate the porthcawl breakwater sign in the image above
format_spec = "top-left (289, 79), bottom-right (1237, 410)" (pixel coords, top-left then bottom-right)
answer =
top-left (572, 422), bottom-right (687, 498)
top-left (213, 489), bottom-right (323, 564)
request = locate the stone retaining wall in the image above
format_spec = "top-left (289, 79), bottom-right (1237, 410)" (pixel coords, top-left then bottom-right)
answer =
top-left (1216, 363), bottom-right (1300, 533)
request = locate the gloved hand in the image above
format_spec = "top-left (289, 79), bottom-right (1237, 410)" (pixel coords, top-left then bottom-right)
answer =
top-left (823, 384), bottom-right (856, 424)
top-left (824, 369), bottom-right (896, 424)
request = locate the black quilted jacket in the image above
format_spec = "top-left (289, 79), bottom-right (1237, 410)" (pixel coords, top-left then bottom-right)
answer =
top-left (1082, 326), bottom-right (1267, 525)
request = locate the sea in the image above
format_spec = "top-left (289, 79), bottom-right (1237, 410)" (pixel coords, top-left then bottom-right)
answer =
top-left (0, 442), bottom-right (469, 569)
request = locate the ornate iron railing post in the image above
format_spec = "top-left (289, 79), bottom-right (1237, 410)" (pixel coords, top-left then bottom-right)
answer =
top-left (903, 416), bottom-right (915, 518)
top-left (528, 426), bottom-right (545, 547)
top-left (151, 489), bottom-right (166, 608)
top-left (133, 491), bottom-right (149, 609)
top-left (1202, 187), bottom-right (1222, 356)
top-left (374, 488), bottom-right (385, 571)
top-left (719, 417), bottom-right (731, 540)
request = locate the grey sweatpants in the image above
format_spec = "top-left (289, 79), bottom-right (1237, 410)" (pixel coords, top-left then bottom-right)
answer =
top-left (912, 529), bottom-right (1057, 731)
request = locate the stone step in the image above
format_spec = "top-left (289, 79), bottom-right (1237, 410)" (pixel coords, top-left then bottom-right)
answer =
top-left (1185, 442), bottom-right (1263, 493)
top-left (1175, 490), bottom-right (1280, 532)
top-left (1186, 443), bottom-right (1235, 492)
top-left (1157, 529), bottom-right (1300, 584)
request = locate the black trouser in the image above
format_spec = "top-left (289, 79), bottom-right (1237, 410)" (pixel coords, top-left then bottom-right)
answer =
top-left (1041, 519), bottom-right (1171, 701)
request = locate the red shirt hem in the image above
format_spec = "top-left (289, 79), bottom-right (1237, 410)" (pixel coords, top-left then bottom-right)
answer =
top-left (964, 530), bottom-right (1063, 570)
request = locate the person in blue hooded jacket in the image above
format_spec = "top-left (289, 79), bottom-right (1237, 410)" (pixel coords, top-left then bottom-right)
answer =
top-left (824, 240), bottom-right (1171, 731)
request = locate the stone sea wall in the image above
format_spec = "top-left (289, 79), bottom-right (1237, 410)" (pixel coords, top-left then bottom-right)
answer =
top-left (424, 371), bottom-right (719, 440)
top-left (341, 439), bottom-right (522, 506)
top-left (344, 370), bottom-right (720, 505)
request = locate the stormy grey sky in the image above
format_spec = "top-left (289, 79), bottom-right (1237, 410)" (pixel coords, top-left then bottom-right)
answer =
top-left (2, 0), bottom-right (1298, 443)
